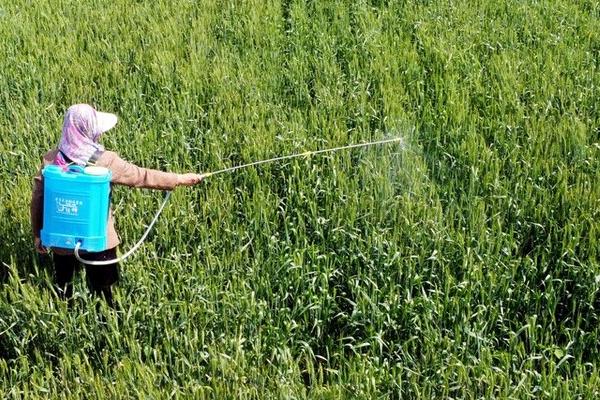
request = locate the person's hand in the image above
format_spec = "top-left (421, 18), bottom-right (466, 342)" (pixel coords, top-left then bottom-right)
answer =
top-left (177, 173), bottom-right (205, 186)
top-left (34, 237), bottom-right (47, 254)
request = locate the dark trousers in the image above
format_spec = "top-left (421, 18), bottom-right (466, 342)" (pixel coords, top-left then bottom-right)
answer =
top-left (53, 247), bottom-right (119, 308)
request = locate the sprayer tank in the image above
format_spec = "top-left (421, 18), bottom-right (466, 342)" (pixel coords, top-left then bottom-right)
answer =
top-left (40, 165), bottom-right (112, 252)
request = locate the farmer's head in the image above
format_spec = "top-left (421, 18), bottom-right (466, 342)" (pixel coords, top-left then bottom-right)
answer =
top-left (57, 104), bottom-right (118, 165)
top-left (62, 104), bottom-right (117, 143)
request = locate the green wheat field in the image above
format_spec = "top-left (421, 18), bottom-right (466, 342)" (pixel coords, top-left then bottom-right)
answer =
top-left (0, 0), bottom-right (599, 398)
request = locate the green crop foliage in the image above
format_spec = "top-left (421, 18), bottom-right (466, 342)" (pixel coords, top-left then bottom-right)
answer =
top-left (0, 0), bottom-right (599, 398)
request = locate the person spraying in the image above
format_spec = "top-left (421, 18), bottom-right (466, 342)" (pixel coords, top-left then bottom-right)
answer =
top-left (30, 104), bottom-right (204, 307)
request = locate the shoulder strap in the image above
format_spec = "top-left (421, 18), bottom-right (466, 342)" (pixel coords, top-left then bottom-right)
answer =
top-left (59, 149), bottom-right (104, 166)
top-left (87, 149), bottom-right (105, 165)
top-left (58, 150), bottom-right (73, 164)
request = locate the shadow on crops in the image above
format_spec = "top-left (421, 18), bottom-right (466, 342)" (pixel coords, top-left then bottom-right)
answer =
top-left (0, 207), bottom-right (50, 284)
top-left (0, 286), bottom-right (121, 375)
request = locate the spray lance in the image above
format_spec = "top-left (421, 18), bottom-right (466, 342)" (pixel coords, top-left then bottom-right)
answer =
top-left (40, 137), bottom-right (403, 266)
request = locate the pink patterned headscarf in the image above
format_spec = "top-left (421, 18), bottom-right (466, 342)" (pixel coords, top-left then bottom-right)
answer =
top-left (55, 104), bottom-right (118, 166)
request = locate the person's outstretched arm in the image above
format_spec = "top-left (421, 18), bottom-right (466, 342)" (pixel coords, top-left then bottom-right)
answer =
top-left (100, 151), bottom-right (203, 189)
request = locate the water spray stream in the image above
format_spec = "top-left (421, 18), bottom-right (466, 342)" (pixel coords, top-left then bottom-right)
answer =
top-left (74, 136), bottom-right (404, 265)
top-left (201, 136), bottom-right (404, 179)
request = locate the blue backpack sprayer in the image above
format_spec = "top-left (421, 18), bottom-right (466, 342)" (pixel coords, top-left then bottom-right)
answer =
top-left (40, 137), bottom-right (404, 266)
top-left (41, 165), bottom-right (112, 252)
